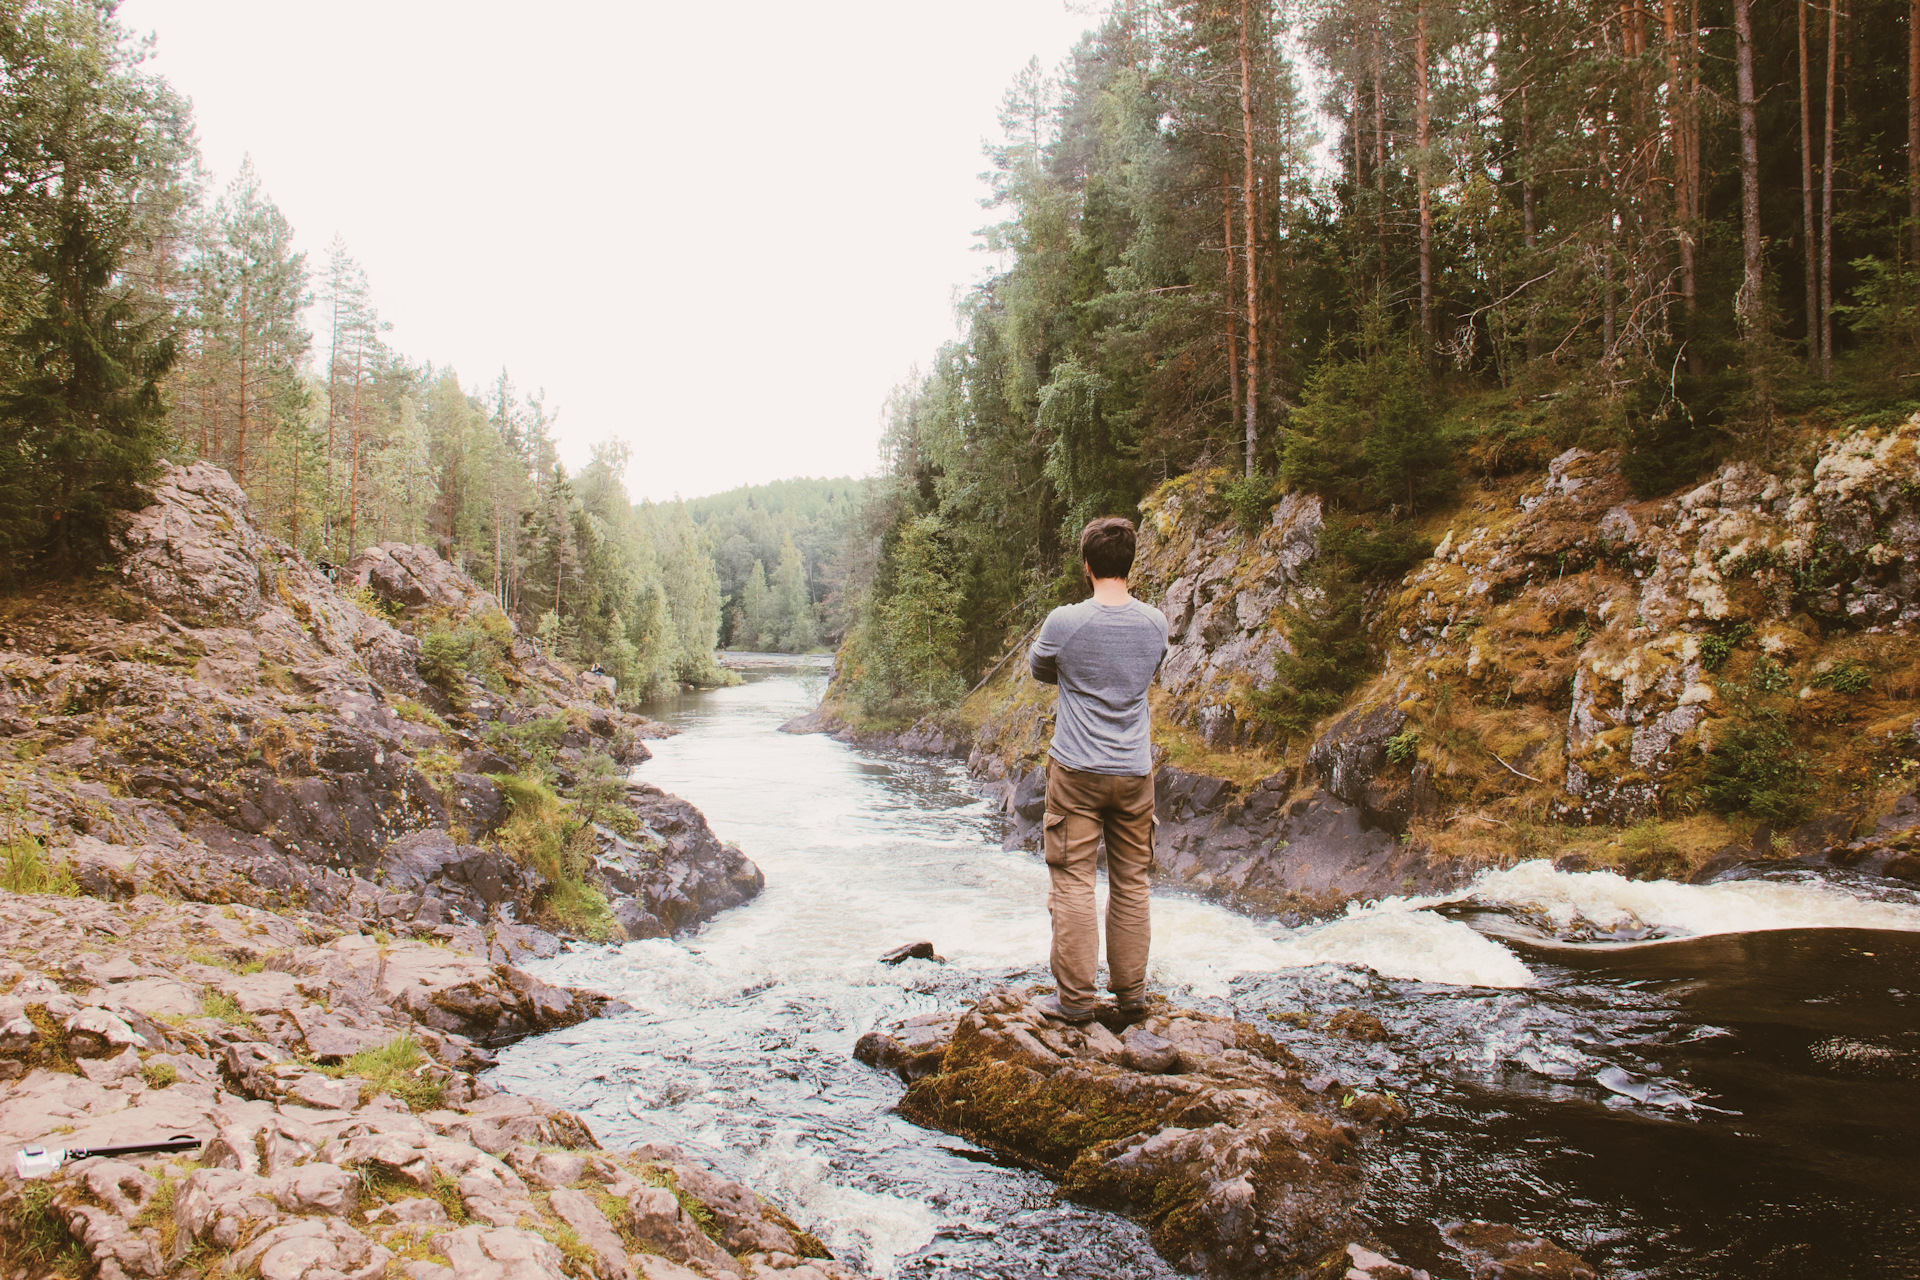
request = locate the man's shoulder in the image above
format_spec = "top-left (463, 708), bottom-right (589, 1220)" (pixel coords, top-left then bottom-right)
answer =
top-left (1127, 598), bottom-right (1169, 630)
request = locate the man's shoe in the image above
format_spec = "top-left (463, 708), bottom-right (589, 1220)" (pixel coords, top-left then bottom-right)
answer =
top-left (1034, 994), bottom-right (1098, 1025)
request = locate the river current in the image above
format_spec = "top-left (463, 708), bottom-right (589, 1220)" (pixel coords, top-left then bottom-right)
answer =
top-left (490, 662), bottom-right (1920, 1279)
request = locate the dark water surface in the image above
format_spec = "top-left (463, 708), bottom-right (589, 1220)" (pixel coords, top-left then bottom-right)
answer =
top-left (489, 664), bottom-right (1920, 1278)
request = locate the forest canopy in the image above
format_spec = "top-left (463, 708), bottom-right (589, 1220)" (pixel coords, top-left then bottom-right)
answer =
top-left (843, 0), bottom-right (1920, 723)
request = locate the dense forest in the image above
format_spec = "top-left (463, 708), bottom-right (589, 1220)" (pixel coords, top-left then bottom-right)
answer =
top-left (0, 1), bottom-right (752, 698)
top-left (843, 0), bottom-right (1920, 721)
top-left (687, 477), bottom-right (867, 652)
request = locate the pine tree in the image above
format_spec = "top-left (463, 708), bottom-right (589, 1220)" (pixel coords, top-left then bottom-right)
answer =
top-left (771, 534), bottom-right (816, 651)
top-left (0, 198), bottom-right (176, 568)
top-left (737, 560), bottom-right (771, 650)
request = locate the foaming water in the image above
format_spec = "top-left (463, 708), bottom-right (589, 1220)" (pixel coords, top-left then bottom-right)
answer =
top-left (1267, 906), bottom-right (1537, 987)
top-left (1447, 858), bottom-right (1920, 943)
top-left (492, 666), bottom-right (1920, 1278)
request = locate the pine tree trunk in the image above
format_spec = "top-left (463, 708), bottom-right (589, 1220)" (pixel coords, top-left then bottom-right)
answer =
top-left (1416, 0), bottom-right (1434, 365)
top-left (1662, 0), bottom-right (1693, 356)
top-left (1685, 0), bottom-right (1703, 367)
top-left (1374, 14), bottom-right (1387, 291)
top-left (1734, 0), bottom-right (1764, 338)
top-left (1224, 185), bottom-right (1241, 430)
top-left (348, 353), bottom-right (363, 554)
top-left (1911, 0), bottom-right (1920, 294)
top-left (1521, 26), bottom-right (1540, 361)
top-left (1822, 0), bottom-right (1841, 379)
top-left (1800, 0), bottom-right (1819, 366)
top-left (235, 280), bottom-right (250, 488)
top-left (1238, 0), bottom-right (1260, 476)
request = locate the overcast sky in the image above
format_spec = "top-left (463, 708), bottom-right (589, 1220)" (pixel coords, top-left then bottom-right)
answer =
top-left (120, 1), bottom-right (1103, 502)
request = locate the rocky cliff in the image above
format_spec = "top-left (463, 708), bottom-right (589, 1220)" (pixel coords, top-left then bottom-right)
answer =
top-left (0, 464), bottom-right (845, 1280)
top-left (1, 462), bottom-right (760, 948)
top-left (955, 413), bottom-right (1920, 913)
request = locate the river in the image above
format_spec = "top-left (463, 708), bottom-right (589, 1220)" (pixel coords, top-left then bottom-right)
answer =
top-left (490, 663), bottom-right (1920, 1279)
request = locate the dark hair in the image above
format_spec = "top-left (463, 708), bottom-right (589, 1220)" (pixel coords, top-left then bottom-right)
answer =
top-left (1080, 516), bottom-right (1137, 580)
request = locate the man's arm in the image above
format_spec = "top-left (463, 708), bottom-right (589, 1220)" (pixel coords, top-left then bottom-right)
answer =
top-left (1028, 611), bottom-right (1061, 685)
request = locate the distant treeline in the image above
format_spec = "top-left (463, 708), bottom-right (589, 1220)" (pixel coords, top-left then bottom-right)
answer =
top-left (687, 478), bottom-right (868, 653)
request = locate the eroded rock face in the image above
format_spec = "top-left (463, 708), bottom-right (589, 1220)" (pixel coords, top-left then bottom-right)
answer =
top-left (590, 783), bottom-right (766, 938)
top-left (0, 892), bottom-right (860, 1280)
top-left (880, 986), bottom-right (1402, 1277)
top-left (1136, 485), bottom-right (1324, 750)
top-left (343, 543), bottom-right (494, 617)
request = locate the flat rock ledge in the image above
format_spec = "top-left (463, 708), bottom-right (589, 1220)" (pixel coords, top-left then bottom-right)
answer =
top-left (857, 987), bottom-right (1594, 1280)
top-left (0, 894), bottom-right (865, 1280)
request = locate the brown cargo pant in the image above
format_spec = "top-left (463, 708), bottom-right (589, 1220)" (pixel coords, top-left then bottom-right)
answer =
top-left (1042, 761), bottom-right (1154, 1011)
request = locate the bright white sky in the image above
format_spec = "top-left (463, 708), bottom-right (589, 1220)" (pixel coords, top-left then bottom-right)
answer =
top-left (121, 1), bottom-right (1105, 502)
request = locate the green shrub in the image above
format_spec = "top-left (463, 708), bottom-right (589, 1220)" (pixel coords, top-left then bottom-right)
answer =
top-left (1253, 560), bottom-right (1370, 739)
top-left (489, 771), bottom-right (618, 941)
top-left (1220, 472), bottom-right (1278, 533)
top-left (1280, 308), bottom-right (1452, 515)
top-left (1697, 622), bottom-right (1753, 671)
top-left (1318, 517), bottom-right (1433, 580)
top-left (1812, 660), bottom-right (1872, 694)
top-left (1703, 708), bottom-right (1817, 824)
top-left (417, 614), bottom-right (515, 708)
top-left (318, 1034), bottom-right (444, 1111)
top-left (573, 753), bottom-right (628, 828)
top-left (417, 629), bottom-right (475, 705)
top-left (1384, 730), bottom-right (1420, 765)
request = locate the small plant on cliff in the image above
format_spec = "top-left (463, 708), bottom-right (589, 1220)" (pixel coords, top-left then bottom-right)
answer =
top-left (1697, 622), bottom-right (1754, 671)
top-left (319, 1034), bottom-right (444, 1110)
top-left (0, 836), bottom-right (76, 896)
top-left (7, 1180), bottom-right (84, 1274)
top-left (490, 771), bottom-right (618, 941)
top-left (1812, 659), bottom-right (1872, 694)
top-left (572, 752), bottom-right (627, 829)
top-left (1384, 730), bottom-right (1421, 765)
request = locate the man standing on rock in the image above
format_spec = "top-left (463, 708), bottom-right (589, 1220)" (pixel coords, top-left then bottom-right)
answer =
top-left (1027, 516), bottom-right (1168, 1024)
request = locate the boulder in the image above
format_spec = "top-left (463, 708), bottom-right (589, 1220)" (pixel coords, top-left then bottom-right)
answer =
top-left (884, 986), bottom-right (1404, 1276)
top-left (344, 543), bottom-right (494, 617)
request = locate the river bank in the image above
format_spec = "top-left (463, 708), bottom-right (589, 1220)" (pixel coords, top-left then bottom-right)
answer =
top-left (0, 465), bottom-right (864, 1280)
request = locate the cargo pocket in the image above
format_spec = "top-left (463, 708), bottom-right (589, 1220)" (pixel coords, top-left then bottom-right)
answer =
top-left (1042, 811), bottom-right (1068, 867)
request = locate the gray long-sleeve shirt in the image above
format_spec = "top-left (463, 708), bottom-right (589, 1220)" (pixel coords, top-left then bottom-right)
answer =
top-left (1028, 597), bottom-right (1168, 776)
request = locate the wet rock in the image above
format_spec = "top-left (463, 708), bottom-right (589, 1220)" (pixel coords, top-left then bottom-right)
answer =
top-left (1308, 704), bottom-right (1408, 809)
top-left (878, 941), bottom-right (943, 965)
top-left (853, 1012), bottom-right (959, 1082)
top-left (594, 782), bottom-right (766, 935)
top-left (1118, 1025), bottom-right (1178, 1073)
top-left (885, 985), bottom-right (1403, 1276)
top-left (1340, 1243), bottom-right (1432, 1280)
top-left (1324, 1008), bottom-right (1390, 1043)
top-left (1440, 1220), bottom-right (1597, 1280)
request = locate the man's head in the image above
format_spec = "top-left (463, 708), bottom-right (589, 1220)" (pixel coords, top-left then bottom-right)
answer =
top-left (1080, 516), bottom-right (1137, 582)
